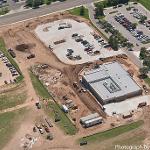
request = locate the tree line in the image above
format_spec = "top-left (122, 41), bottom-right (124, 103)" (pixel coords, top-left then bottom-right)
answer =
top-left (26, 0), bottom-right (66, 8)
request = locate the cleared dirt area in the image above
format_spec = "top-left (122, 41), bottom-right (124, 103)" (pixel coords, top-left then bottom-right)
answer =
top-left (0, 11), bottom-right (150, 150)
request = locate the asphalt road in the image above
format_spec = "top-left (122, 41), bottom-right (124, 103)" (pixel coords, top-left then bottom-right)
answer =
top-left (0, 0), bottom-right (95, 26)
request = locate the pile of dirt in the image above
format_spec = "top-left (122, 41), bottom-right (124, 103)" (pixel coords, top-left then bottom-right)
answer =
top-left (16, 43), bottom-right (35, 52)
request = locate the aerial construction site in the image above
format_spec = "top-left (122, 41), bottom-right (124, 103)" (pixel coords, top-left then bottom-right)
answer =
top-left (0, 3), bottom-right (150, 150)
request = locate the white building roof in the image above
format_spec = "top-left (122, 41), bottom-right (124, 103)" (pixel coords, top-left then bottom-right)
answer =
top-left (83, 62), bottom-right (141, 102)
top-left (80, 113), bottom-right (99, 123)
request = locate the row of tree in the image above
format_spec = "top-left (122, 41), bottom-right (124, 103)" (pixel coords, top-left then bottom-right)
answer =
top-left (139, 47), bottom-right (150, 77)
top-left (26, 0), bottom-right (66, 8)
top-left (107, 0), bottom-right (129, 7)
top-left (94, 0), bottom-right (130, 19)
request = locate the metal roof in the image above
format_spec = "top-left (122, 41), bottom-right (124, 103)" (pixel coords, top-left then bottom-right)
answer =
top-left (83, 62), bottom-right (141, 102)
top-left (80, 113), bottom-right (99, 123)
top-left (84, 117), bottom-right (103, 124)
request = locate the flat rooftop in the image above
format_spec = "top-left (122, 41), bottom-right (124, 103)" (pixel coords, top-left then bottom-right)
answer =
top-left (35, 19), bottom-right (123, 65)
top-left (83, 62), bottom-right (141, 102)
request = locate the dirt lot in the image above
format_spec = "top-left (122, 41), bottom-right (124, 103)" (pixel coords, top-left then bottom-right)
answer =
top-left (0, 12), bottom-right (150, 150)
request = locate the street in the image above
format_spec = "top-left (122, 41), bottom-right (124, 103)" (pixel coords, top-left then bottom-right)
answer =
top-left (0, 0), bottom-right (96, 26)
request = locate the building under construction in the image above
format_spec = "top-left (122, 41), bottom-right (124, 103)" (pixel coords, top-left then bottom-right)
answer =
top-left (81, 62), bottom-right (142, 105)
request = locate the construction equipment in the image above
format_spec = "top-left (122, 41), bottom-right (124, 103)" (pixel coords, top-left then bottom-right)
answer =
top-left (42, 123), bottom-right (50, 133)
top-left (45, 118), bottom-right (53, 127)
top-left (80, 141), bottom-right (87, 146)
top-left (47, 133), bottom-right (53, 140)
top-left (138, 102), bottom-right (147, 108)
top-left (27, 54), bottom-right (35, 59)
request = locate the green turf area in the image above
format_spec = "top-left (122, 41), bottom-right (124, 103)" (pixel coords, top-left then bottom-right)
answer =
top-left (29, 71), bottom-right (51, 99)
top-left (138, 0), bottom-right (150, 11)
top-left (84, 130), bottom-right (145, 150)
top-left (0, 6), bottom-right (9, 16)
top-left (144, 77), bottom-right (150, 86)
top-left (44, 101), bottom-right (77, 135)
top-left (0, 38), bottom-right (23, 82)
top-left (69, 6), bottom-right (89, 19)
top-left (0, 108), bottom-right (26, 149)
top-left (110, 131), bottom-right (145, 147)
top-left (79, 120), bottom-right (144, 143)
top-left (30, 71), bottom-right (77, 135)
top-left (0, 91), bottom-right (27, 111)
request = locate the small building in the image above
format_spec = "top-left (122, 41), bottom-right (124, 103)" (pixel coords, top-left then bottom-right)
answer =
top-left (80, 113), bottom-right (103, 128)
top-left (84, 117), bottom-right (103, 128)
top-left (80, 113), bottom-right (99, 124)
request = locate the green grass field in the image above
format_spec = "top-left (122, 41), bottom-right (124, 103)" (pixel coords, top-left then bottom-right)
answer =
top-left (69, 6), bottom-right (89, 19)
top-left (138, 0), bottom-right (150, 11)
top-left (30, 71), bottom-right (77, 135)
top-left (79, 120), bottom-right (144, 143)
top-left (29, 71), bottom-right (51, 99)
top-left (0, 91), bottom-right (27, 111)
top-left (0, 108), bottom-right (26, 149)
top-left (44, 101), bottom-right (77, 135)
top-left (87, 129), bottom-right (146, 150)
top-left (0, 38), bottom-right (23, 82)
top-left (144, 77), bottom-right (150, 86)
top-left (0, 6), bottom-right (9, 16)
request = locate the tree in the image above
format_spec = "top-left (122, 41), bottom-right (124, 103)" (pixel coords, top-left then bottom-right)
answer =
top-left (45, 0), bottom-right (51, 5)
top-left (80, 6), bottom-right (85, 16)
top-left (32, 0), bottom-right (42, 8)
top-left (139, 15), bottom-right (147, 24)
top-left (143, 57), bottom-right (150, 68)
top-left (26, 0), bottom-right (33, 7)
top-left (95, 3), bottom-right (104, 18)
top-left (132, 23), bottom-right (137, 29)
top-left (139, 67), bottom-right (149, 78)
top-left (107, 0), bottom-right (119, 6)
top-left (108, 35), bottom-right (119, 51)
top-left (139, 47), bottom-right (148, 60)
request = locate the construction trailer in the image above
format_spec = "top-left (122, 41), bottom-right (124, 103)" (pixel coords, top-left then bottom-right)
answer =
top-left (84, 117), bottom-right (103, 128)
top-left (80, 113), bottom-right (103, 128)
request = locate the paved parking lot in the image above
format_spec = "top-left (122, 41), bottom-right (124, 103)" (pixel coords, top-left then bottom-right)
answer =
top-left (35, 19), bottom-right (123, 65)
top-left (104, 3), bottom-right (150, 52)
top-left (0, 51), bottom-right (19, 86)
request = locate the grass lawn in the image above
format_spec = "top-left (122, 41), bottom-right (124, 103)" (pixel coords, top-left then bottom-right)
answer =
top-left (89, 129), bottom-right (146, 150)
top-left (138, 0), bottom-right (150, 11)
top-left (44, 101), bottom-right (77, 135)
top-left (0, 38), bottom-right (23, 82)
top-left (30, 71), bottom-right (77, 135)
top-left (0, 6), bottom-right (9, 16)
top-left (79, 120), bottom-right (144, 143)
top-left (0, 108), bottom-right (26, 149)
top-left (144, 77), bottom-right (150, 86)
top-left (0, 91), bottom-right (27, 111)
top-left (69, 6), bottom-right (89, 20)
top-left (29, 71), bottom-right (51, 99)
